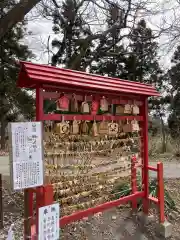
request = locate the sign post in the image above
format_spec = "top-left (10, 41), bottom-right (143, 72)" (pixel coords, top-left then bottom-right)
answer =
top-left (38, 203), bottom-right (60, 240)
top-left (8, 122), bottom-right (44, 190)
top-left (8, 121), bottom-right (44, 239)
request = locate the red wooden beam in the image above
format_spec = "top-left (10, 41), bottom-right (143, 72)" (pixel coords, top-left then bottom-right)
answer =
top-left (42, 114), bottom-right (144, 122)
top-left (131, 156), bottom-right (137, 210)
top-left (149, 196), bottom-right (159, 204)
top-left (18, 61), bottom-right (160, 97)
top-left (42, 90), bottom-right (143, 106)
top-left (141, 98), bottom-right (149, 215)
top-left (60, 191), bottom-right (144, 226)
top-left (157, 162), bottom-right (165, 223)
top-left (148, 166), bottom-right (157, 172)
top-left (42, 84), bottom-right (145, 100)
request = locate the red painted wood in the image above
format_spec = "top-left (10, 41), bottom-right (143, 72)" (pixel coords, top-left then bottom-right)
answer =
top-left (18, 61), bottom-right (160, 96)
top-left (149, 196), bottom-right (159, 204)
top-left (16, 60), bottom-right (163, 234)
top-left (131, 156), bottom-right (137, 209)
top-left (42, 185), bottom-right (54, 205)
top-left (28, 72), bottom-right (156, 96)
top-left (148, 196), bottom-right (159, 204)
top-left (36, 87), bottom-right (44, 120)
top-left (30, 191), bottom-right (144, 236)
top-left (34, 185), bottom-right (53, 231)
top-left (112, 99), bottom-right (143, 106)
top-left (60, 191), bottom-right (144, 226)
top-left (42, 91), bottom-right (144, 106)
top-left (42, 84), bottom-right (145, 100)
top-left (22, 73), bottom-right (159, 96)
top-left (23, 62), bottom-right (154, 88)
top-left (142, 98), bottom-right (149, 215)
top-left (148, 166), bottom-right (157, 172)
top-left (42, 114), bottom-right (143, 122)
top-left (157, 162), bottom-right (165, 223)
top-left (35, 87), bottom-right (44, 238)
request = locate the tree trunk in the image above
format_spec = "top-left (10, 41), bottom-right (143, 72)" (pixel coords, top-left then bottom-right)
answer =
top-left (0, 119), bottom-right (6, 150)
top-left (0, 0), bottom-right (41, 40)
top-left (160, 115), bottom-right (166, 153)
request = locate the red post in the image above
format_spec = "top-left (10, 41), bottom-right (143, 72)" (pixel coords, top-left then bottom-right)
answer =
top-left (141, 98), bottom-right (149, 215)
top-left (131, 156), bottom-right (137, 210)
top-left (34, 86), bottom-right (45, 239)
top-left (35, 185), bottom-right (54, 237)
top-left (157, 162), bottom-right (165, 223)
top-left (36, 87), bottom-right (44, 121)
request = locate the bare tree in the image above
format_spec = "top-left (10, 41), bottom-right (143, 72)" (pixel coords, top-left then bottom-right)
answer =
top-left (0, 0), bottom-right (179, 54)
top-left (36, 0), bottom-right (161, 69)
top-left (145, 0), bottom-right (180, 52)
top-left (0, 0), bottom-right (41, 40)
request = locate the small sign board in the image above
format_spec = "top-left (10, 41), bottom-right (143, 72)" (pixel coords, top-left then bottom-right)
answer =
top-left (38, 203), bottom-right (60, 240)
top-left (8, 122), bottom-right (44, 190)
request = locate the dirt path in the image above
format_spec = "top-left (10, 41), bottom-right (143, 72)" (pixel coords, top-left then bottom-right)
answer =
top-left (0, 156), bottom-right (10, 176)
top-left (149, 161), bottom-right (180, 179)
top-left (1, 156), bottom-right (180, 239)
top-left (61, 208), bottom-right (165, 240)
top-left (1, 156), bottom-right (180, 179)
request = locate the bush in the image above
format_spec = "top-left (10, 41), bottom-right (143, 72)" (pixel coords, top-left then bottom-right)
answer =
top-left (111, 175), bottom-right (176, 212)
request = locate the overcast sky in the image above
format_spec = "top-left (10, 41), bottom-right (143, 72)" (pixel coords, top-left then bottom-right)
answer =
top-left (25, 0), bottom-right (179, 69)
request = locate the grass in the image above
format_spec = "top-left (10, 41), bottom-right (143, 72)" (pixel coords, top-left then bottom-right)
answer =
top-left (148, 134), bottom-right (180, 161)
top-left (111, 174), bottom-right (176, 213)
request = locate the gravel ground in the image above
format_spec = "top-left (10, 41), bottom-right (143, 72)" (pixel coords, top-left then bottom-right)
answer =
top-left (1, 178), bottom-right (180, 239)
top-left (0, 179), bottom-right (24, 239)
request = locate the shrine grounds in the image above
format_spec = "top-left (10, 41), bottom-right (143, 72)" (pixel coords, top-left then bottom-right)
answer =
top-left (1, 153), bottom-right (180, 239)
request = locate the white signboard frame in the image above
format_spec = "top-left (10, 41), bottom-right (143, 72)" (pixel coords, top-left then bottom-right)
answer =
top-left (8, 122), bottom-right (44, 190)
top-left (38, 203), bottom-right (60, 240)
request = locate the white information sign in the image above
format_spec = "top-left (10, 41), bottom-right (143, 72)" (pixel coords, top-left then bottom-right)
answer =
top-left (8, 122), bottom-right (44, 190)
top-left (38, 203), bottom-right (60, 240)
top-left (6, 224), bottom-right (14, 240)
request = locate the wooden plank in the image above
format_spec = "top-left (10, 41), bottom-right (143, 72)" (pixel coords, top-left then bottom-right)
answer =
top-left (42, 91), bottom-right (143, 106)
top-left (43, 114), bottom-right (143, 122)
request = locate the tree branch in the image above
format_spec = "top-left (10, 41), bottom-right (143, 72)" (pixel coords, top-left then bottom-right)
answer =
top-left (0, 0), bottom-right (41, 40)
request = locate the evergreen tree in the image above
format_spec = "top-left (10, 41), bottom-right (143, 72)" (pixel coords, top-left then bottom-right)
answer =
top-left (122, 19), bottom-right (163, 88)
top-left (51, 0), bottom-right (92, 70)
top-left (120, 19), bottom-right (169, 151)
top-left (168, 45), bottom-right (180, 92)
top-left (167, 45), bottom-right (180, 137)
top-left (50, 1), bottom-right (128, 71)
top-left (90, 3), bottom-right (127, 77)
top-left (0, 0), bottom-right (35, 149)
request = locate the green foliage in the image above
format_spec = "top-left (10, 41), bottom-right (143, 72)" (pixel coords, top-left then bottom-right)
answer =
top-left (167, 45), bottom-right (180, 136)
top-left (90, 2), bottom-right (126, 77)
top-left (51, 0), bottom-right (92, 69)
top-left (111, 176), bottom-right (176, 212)
top-left (123, 20), bottom-right (163, 86)
top-left (50, 1), bottom-right (166, 120)
top-left (0, 0), bottom-right (35, 148)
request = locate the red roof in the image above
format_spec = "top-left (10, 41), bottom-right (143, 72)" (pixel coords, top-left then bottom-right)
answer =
top-left (17, 61), bottom-right (160, 97)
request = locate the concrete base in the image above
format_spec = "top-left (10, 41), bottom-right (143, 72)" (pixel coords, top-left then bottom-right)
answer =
top-left (156, 221), bottom-right (173, 238)
top-left (137, 212), bottom-right (173, 238)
